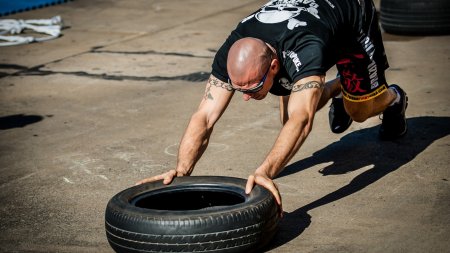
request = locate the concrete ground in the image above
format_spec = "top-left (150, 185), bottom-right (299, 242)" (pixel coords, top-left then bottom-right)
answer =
top-left (0, 0), bottom-right (449, 252)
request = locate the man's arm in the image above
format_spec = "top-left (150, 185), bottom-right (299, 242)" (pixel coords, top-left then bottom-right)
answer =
top-left (137, 74), bottom-right (234, 185)
top-left (246, 75), bottom-right (325, 210)
top-left (279, 77), bottom-right (341, 125)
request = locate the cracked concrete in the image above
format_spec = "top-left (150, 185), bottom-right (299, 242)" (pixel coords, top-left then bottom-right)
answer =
top-left (0, 0), bottom-right (449, 252)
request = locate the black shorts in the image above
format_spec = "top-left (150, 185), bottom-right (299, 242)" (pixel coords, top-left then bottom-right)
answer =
top-left (336, 0), bottom-right (389, 102)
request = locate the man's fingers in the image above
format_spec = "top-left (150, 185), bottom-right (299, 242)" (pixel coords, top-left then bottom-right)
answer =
top-left (162, 169), bottom-right (177, 184)
top-left (248, 174), bottom-right (283, 217)
top-left (254, 176), bottom-right (282, 206)
top-left (135, 175), bottom-right (160, 185)
top-left (136, 170), bottom-right (177, 185)
top-left (245, 175), bottom-right (255, 194)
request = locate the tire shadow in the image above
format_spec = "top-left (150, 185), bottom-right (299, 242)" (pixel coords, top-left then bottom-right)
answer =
top-left (266, 116), bottom-right (450, 251)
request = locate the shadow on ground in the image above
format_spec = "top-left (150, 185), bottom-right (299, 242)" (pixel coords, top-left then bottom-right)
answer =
top-left (0, 114), bottom-right (44, 130)
top-left (266, 116), bottom-right (450, 251)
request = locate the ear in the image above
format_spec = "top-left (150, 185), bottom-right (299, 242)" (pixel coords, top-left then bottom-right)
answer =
top-left (272, 57), bottom-right (281, 73)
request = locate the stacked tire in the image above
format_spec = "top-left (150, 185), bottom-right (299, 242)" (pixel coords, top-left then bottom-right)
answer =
top-left (380, 0), bottom-right (450, 35)
top-left (105, 176), bottom-right (280, 253)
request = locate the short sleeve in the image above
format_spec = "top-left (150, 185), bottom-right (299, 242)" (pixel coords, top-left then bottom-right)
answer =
top-left (283, 36), bottom-right (327, 83)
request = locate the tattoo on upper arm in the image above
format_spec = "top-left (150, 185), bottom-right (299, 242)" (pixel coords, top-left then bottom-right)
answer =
top-left (204, 76), bottom-right (234, 100)
top-left (292, 80), bottom-right (324, 93)
top-left (204, 84), bottom-right (214, 100)
top-left (209, 76), bottom-right (233, 91)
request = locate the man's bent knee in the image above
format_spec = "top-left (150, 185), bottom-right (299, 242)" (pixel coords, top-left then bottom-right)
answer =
top-left (344, 100), bottom-right (373, 123)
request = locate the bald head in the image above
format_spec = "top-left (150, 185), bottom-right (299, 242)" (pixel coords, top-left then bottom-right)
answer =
top-left (227, 37), bottom-right (272, 86)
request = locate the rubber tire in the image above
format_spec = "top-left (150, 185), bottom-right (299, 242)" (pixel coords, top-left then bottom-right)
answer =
top-left (105, 176), bottom-right (280, 253)
top-left (380, 0), bottom-right (450, 35)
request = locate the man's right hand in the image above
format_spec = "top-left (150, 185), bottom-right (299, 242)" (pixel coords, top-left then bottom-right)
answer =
top-left (135, 169), bottom-right (186, 185)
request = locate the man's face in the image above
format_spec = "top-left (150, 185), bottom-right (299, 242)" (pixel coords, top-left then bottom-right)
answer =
top-left (240, 77), bottom-right (273, 101)
top-left (229, 59), bottom-right (274, 101)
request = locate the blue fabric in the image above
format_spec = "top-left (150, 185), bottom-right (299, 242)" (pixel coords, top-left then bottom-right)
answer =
top-left (0, 0), bottom-right (69, 17)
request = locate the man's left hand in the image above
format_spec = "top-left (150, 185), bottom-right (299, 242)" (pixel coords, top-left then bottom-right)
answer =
top-left (245, 172), bottom-right (283, 217)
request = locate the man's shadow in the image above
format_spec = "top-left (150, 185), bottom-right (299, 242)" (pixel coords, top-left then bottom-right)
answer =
top-left (267, 116), bottom-right (450, 250)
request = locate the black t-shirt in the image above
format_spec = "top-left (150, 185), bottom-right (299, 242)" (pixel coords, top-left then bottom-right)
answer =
top-left (212, 0), bottom-right (361, 96)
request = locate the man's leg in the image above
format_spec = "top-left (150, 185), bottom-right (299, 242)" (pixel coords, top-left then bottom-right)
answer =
top-left (329, 0), bottom-right (408, 139)
top-left (344, 85), bottom-right (396, 122)
top-left (344, 84), bottom-right (408, 139)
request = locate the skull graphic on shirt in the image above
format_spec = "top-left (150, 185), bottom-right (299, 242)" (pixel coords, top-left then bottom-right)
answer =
top-left (242, 0), bottom-right (321, 30)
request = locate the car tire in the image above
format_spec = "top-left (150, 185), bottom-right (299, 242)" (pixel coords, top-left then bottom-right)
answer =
top-left (380, 0), bottom-right (450, 35)
top-left (105, 176), bottom-right (280, 253)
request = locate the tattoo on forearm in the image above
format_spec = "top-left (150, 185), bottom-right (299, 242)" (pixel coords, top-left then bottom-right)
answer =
top-left (292, 80), bottom-right (324, 93)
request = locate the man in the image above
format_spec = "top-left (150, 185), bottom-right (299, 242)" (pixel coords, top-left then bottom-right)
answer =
top-left (137, 0), bottom-right (408, 213)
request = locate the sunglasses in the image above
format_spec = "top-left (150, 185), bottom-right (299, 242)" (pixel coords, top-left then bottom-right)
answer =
top-left (228, 57), bottom-right (272, 94)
